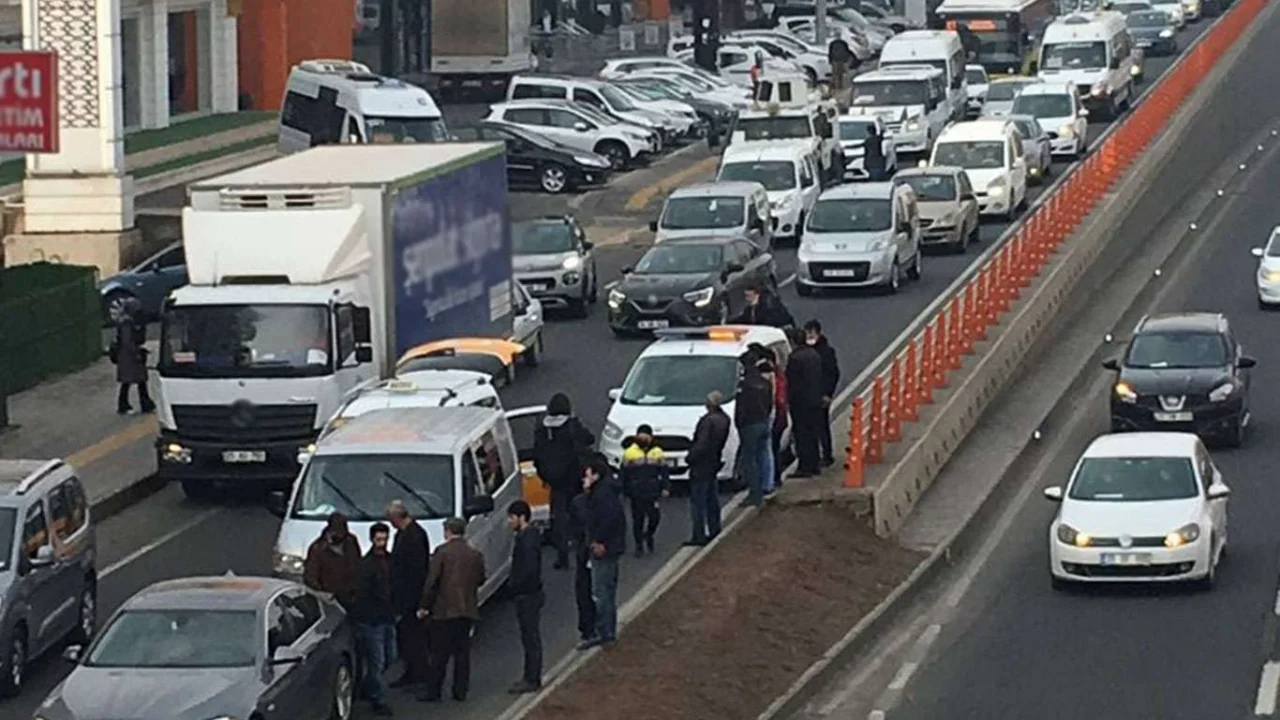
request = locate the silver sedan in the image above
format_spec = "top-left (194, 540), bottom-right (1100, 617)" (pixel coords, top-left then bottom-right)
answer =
top-left (33, 576), bottom-right (356, 720)
top-left (1009, 114), bottom-right (1054, 186)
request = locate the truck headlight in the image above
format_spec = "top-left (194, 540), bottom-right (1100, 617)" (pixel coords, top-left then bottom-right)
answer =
top-left (682, 286), bottom-right (716, 307)
top-left (272, 552), bottom-right (305, 576)
top-left (1208, 382), bottom-right (1235, 402)
top-left (608, 288), bottom-right (626, 309)
top-left (905, 115), bottom-right (922, 131)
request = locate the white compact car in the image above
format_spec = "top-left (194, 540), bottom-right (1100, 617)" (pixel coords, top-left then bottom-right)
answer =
top-left (1011, 82), bottom-right (1089, 158)
top-left (717, 140), bottom-right (823, 241)
top-left (1250, 226), bottom-right (1280, 308)
top-left (1045, 432), bottom-right (1229, 590)
top-left (964, 64), bottom-right (990, 117)
top-left (929, 119), bottom-right (1028, 219)
top-left (796, 182), bottom-right (922, 294)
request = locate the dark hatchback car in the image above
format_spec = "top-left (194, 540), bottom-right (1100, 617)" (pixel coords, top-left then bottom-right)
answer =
top-left (607, 237), bottom-right (777, 336)
top-left (1104, 313), bottom-right (1255, 446)
top-left (1126, 10), bottom-right (1179, 55)
top-left (98, 241), bottom-right (188, 323)
top-left (454, 121), bottom-right (613, 194)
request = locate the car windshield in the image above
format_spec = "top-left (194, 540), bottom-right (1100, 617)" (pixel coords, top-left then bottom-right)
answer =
top-left (933, 141), bottom-right (1006, 169)
top-left (838, 121), bottom-right (876, 140)
top-left (808, 198), bottom-right (893, 232)
top-left (87, 610), bottom-right (258, 668)
top-left (620, 355), bottom-right (740, 405)
top-left (660, 196), bottom-right (746, 229)
top-left (1128, 10), bottom-right (1171, 25)
top-left (966, 68), bottom-right (988, 84)
top-left (513, 220), bottom-right (575, 255)
top-left (987, 81), bottom-right (1034, 101)
top-left (160, 304), bottom-right (331, 379)
top-left (1012, 94), bottom-right (1073, 118)
top-left (1042, 41), bottom-right (1107, 70)
top-left (0, 509), bottom-right (12, 571)
top-left (365, 115), bottom-right (449, 143)
top-left (1013, 120), bottom-right (1042, 139)
top-left (1125, 331), bottom-right (1229, 369)
top-left (895, 174), bottom-right (958, 201)
top-left (294, 453), bottom-right (456, 521)
top-left (736, 115), bottom-right (813, 140)
top-left (851, 80), bottom-right (927, 106)
top-left (719, 161), bottom-right (797, 191)
top-left (634, 243), bottom-right (723, 274)
top-left (1068, 457), bottom-right (1199, 502)
top-left (1113, 1), bottom-right (1153, 11)
top-left (1267, 237), bottom-right (1280, 256)
top-left (601, 84), bottom-right (639, 110)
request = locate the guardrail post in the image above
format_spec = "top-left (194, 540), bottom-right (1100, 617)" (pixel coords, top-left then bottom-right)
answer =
top-left (920, 325), bottom-right (936, 403)
top-left (903, 341), bottom-right (919, 422)
top-left (886, 358), bottom-right (902, 443)
top-left (932, 314), bottom-right (950, 389)
top-left (844, 397), bottom-right (864, 488)
top-left (1014, 232), bottom-right (1032, 289)
top-left (868, 377), bottom-right (885, 464)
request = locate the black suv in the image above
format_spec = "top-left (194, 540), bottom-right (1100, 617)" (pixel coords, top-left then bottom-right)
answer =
top-left (1103, 313), bottom-right (1256, 446)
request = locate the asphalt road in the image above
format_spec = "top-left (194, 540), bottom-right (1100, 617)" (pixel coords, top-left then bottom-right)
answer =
top-left (6, 24), bottom-right (1210, 718)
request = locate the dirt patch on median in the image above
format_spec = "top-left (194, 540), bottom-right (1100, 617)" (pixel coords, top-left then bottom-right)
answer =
top-left (526, 503), bottom-right (925, 720)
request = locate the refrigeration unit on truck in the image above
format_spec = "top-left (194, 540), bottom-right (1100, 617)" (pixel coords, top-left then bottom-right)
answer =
top-left (154, 143), bottom-right (515, 500)
top-left (431, 0), bottom-right (535, 98)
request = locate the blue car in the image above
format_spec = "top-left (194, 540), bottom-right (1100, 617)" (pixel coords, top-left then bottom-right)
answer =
top-left (98, 241), bottom-right (187, 323)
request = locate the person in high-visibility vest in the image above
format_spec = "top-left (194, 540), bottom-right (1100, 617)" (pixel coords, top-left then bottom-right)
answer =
top-left (620, 424), bottom-right (670, 557)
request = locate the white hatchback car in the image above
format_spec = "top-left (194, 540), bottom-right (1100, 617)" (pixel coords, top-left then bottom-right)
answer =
top-left (1250, 226), bottom-right (1280, 308)
top-left (1011, 82), bottom-right (1089, 158)
top-left (1044, 432), bottom-right (1230, 590)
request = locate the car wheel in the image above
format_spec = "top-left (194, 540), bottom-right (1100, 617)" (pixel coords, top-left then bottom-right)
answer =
top-left (955, 227), bottom-right (969, 254)
top-left (103, 290), bottom-right (134, 325)
top-left (797, 282), bottom-right (814, 297)
top-left (907, 249), bottom-right (922, 280)
top-left (523, 331), bottom-right (543, 366)
top-left (968, 218), bottom-right (981, 245)
top-left (596, 141), bottom-right (629, 170)
top-left (588, 270), bottom-right (599, 303)
top-left (796, 212), bottom-right (806, 242)
top-left (1260, 297), bottom-right (1271, 311)
top-left (181, 479), bottom-right (217, 502)
top-left (539, 163), bottom-right (569, 194)
top-left (72, 578), bottom-right (97, 644)
top-left (0, 630), bottom-right (25, 698)
top-left (330, 658), bottom-right (355, 720)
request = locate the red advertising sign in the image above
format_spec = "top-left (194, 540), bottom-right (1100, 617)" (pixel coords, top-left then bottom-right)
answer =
top-left (0, 51), bottom-right (58, 153)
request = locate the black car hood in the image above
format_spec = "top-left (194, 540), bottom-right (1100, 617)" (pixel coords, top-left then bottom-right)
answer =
top-left (618, 272), bottom-right (720, 297)
top-left (1120, 366), bottom-right (1231, 395)
top-left (1129, 25), bottom-right (1172, 37)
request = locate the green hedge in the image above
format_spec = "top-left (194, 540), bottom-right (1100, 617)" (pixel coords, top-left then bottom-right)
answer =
top-left (0, 262), bottom-right (102, 395)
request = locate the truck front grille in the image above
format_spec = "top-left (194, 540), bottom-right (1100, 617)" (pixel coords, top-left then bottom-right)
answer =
top-left (172, 404), bottom-right (318, 443)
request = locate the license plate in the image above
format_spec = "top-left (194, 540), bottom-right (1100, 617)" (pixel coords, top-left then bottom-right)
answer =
top-left (637, 319), bottom-right (670, 329)
top-left (1100, 553), bottom-right (1152, 566)
top-left (527, 283), bottom-right (552, 293)
top-left (1136, 40), bottom-right (1153, 47)
top-left (1153, 411), bottom-right (1193, 422)
top-left (222, 450), bottom-right (266, 463)
top-left (825, 269), bottom-right (858, 277)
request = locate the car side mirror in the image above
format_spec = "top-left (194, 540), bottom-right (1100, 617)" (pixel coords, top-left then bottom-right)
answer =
top-left (352, 306), bottom-right (372, 344)
top-left (608, 387), bottom-right (622, 401)
top-left (1206, 483), bottom-right (1230, 500)
top-left (960, 192), bottom-right (976, 201)
top-left (1078, 108), bottom-right (1089, 118)
top-left (29, 545), bottom-right (55, 569)
top-left (62, 645), bottom-right (84, 663)
top-left (266, 490), bottom-right (288, 518)
top-left (1102, 358), bottom-right (1120, 371)
top-left (649, 220), bottom-right (659, 232)
top-left (1043, 486), bottom-right (1064, 501)
top-left (621, 265), bottom-right (634, 274)
top-left (463, 495), bottom-right (495, 517)
top-left (582, 240), bottom-right (595, 251)
top-left (574, 122), bottom-right (590, 132)
top-left (1238, 356), bottom-right (1257, 369)
top-left (1251, 247), bottom-right (1265, 258)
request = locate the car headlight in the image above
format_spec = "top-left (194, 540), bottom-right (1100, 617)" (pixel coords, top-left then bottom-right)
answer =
top-left (1130, 64), bottom-right (1143, 77)
top-left (272, 552), bottom-right (305, 576)
top-left (682, 286), bottom-right (716, 307)
top-left (603, 420), bottom-right (624, 440)
top-left (987, 176), bottom-right (1007, 196)
top-left (1208, 382), bottom-right (1235, 402)
top-left (608, 288), bottom-right (626, 309)
top-left (563, 255), bottom-right (582, 271)
top-left (1261, 269), bottom-right (1280, 282)
top-left (1159, 28), bottom-right (1174, 37)
top-left (773, 195), bottom-right (797, 211)
top-left (1164, 523), bottom-right (1200, 548)
top-left (1057, 523), bottom-right (1092, 547)
top-left (1058, 123), bottom-right (1076, 137)
top-left (905, 115), bottom-right (922, 131)
top-left (934, 211), bottom-right (957, 228)
top-left (1114, 381), bottom-right (1138, 403)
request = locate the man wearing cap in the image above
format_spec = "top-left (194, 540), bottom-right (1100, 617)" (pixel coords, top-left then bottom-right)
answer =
top-left (620, 424), bottom-right (669, 557)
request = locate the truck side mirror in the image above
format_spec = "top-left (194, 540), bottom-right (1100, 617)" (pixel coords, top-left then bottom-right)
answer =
top-left (355, 346), bottom-right (373, 363)
top-left (352, 306), bottom-right (372, 344)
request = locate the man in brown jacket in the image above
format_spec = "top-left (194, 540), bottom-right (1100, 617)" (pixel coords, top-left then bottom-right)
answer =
top-left (416, 517), bottom-right (486, 703)
top-left (302, 513), bottom-right (361, 610)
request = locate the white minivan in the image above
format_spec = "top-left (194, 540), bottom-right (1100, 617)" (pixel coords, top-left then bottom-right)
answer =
top-left (929, 119), bottom-right (1028, 219)
top-left (1037, 11), bottom-right (1139, 119)
top-left (877, 30), bottom-right (968, 121)
top-left (268, 406), bottom-right (541, 603)
top-left (717, 140), bottom-right (823, 242)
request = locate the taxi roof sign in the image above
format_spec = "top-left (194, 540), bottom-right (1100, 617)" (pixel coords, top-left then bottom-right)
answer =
top-left (653, 326), bottom-right (751, 342)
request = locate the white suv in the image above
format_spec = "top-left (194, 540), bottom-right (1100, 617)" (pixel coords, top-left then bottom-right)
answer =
top-left (485, 100), bottom-right (657, 169)
top-left (507, 74), bottom-right (690, 140)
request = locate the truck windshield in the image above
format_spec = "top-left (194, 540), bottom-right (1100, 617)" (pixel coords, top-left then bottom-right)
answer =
top-left (160, 304), bottom-right (333, 378)
top-left (366, 115), bottom-right (449, 143)
top-left (293, 454), bottom-right (456, 521)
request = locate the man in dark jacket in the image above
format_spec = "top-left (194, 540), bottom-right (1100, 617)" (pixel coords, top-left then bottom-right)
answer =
top-left (533, 392), bottom-right (596, 569)
top-left (787, 327), bottom-right (827, 477)
top-left (568, 488), bottom-right (597, 644)
top-left (805, 320), bottom-right (841, 466)
top-left (110, 298), bottom-right (153, 415)
top-left (731, 285), bottom-right (796, 329)
top-left (620, 424), bottom-right (669, 557)
top-left (386, 500), bottom-right (431, 688)
top-left (686, 391), bottom-right (731, 546)
top-left (578, 456), bottom-right (627, 649)
top-left (863, 123), bottom-right (887, 181)
top-left (352, 523), bottom-right (396, 716)
top-left (506, 500), bottom-right (544, 693)
top-left (417, 517), bottom-right (486, 703)
top-left (303, 513), bottom-right (362, 611)
top-left (735, 351), bottom-right (775, 506)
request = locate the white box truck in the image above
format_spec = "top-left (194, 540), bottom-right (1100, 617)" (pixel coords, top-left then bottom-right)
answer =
top-left (431, 0), bottom-right (535, 98)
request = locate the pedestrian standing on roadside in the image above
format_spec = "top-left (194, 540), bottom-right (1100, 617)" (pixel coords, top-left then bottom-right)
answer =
top-left (620, 424), bottom-right (669, 557)
top-left (685, 391), bottom-right (731, 546)
top-left (417, 517), bottom-right (486, 704)
top-left (864, 123), bottom-right (887, 182)
top-left (353, 523), bottom-right (397, 717)
top-left (533, 392), bottom-right (596, 570)
top-left (569, 482), bottom-right (597, 644)
top-left (506, 500), bottom-right (544, 694)
top-left (303, 512), bottom-right (361, 612)
top-left (828, 36), bottom-right (853, 93)
top-left (110, 298), bottom-right (154, 415)
top-left (787, 327), bottom-right (827, 478)
top-left (386, 500), bottom-right (432, 689)
top-left (805, 320), bottom-right (842, 467)
top-left (578, 456), bottom-right (627, 649)
top-left (735, 348), bottom-right (775, 507)
top-left (732, 285), bottom-right (796, 329)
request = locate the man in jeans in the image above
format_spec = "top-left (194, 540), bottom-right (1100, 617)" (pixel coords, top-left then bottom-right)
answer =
top-left (353, 522), bottom-right (396, 716)
top-left (685, 391), bottom-right (731, 546)
top-left (735, 349), bottom-right (775, 506)
top-left (578, 456), bottom-right (627, 649)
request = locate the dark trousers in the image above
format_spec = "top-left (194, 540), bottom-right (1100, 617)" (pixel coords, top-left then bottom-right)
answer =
top-left (514, 592), bottom-right (544, 684)
top-left (629, 495), bottom-right (661, 549)
top-left (396, 614), bottom-right (430, 683)
top-left (117, 382), bottom-right (152, 412)
top-left (549, 487), bottom-right (574, 566)
top-left (590, 555), bottom-right (620, 641)
top-left (688, 471), bottom-right (721, 543)
top-left (793, 404), bottom-right (824, 474)
top-left (818, 404), bottom-right (834, 463)
top-left (772, 421), bottom-right (787, 484)
top-left (574, 546), bottom-right (597, 641)
top-left (424, 618), bottom-right (473, 701)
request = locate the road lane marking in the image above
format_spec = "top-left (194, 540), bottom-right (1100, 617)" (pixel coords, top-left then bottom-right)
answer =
top-left (1258, 662), bottom-right (1280, 715)
top-left (624, 155), bottom-right (719, 211)
top-left (868, 711), bottom-right (886, 720)
top-left (817, 623), bottom-right (922, 714)
top-left (100, 507), bottom-right (222, 579)
top-left (779, 273), bottom-right (796, 288)
top-left (67, 416), bottom-right (158, 470)
top-left (1273, 589), bottom-right (1280, 617)
top-left (913, 623), bottom-right (941, 653)
top-left (886, 662), bottom-right (918, 691)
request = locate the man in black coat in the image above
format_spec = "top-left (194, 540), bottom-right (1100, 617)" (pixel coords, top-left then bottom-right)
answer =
top-left (731, 285), bottom-right (796, 329)
top-left (787, 327), bottom-right (827, 477)
top-left (685, 391), bottom-right (731, 545)
top-left (828, 36), bottom-right (853, 92)
top-left (804, 320), bottom-right (841, 466)
top-left (533, 392), bottom-right (596, 569)
top-left (353, 523), bottom-right (397, 716)
top-left (863, 123), bottom-right (887, 181)
top-left (386, 500), bottom-right (431, 688)
top-left (578, 456), bottom-right (627, 649)
top-left (506, 500), bottom-right (544, 693)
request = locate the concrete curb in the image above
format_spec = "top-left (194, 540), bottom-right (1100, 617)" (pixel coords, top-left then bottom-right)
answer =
top-left (134, 143), bottom-right (278, 197)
